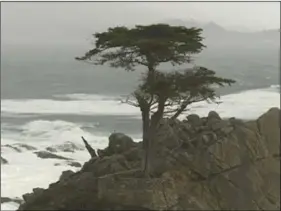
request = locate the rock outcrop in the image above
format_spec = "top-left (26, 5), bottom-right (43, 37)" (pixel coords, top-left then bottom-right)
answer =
top-left (1, 143), bottom-right (37, 153)
top-left (1, 156), bottom-right (8, 164)
top-left (34, 151), bottom-right (72, 160)
top-left (1, 197), bottom-right (23, 205)
top-left (46, 141), bottom-right (84, 153)
top-left (18, 108), bottom-right (280, 211)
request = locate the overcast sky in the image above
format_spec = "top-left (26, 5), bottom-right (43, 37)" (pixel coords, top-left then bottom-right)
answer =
top-left (1, 2), bottom-right (280, 46)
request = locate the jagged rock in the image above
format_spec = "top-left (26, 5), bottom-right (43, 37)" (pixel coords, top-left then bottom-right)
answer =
top-left (1, 143), bottom-right (37, 153)
top-left (59, 170), bottom-right (75, 181)
top-left (2, 144), bottom-right (22, 153)
top-left (46, 141), bottom-right (84, 153)
top-left (186, 114), bottom-right (202, 127)
top-left (220, 126), bottom-right (234, 135)
top-left (13, 143), bottom-right (37, 151)
top-left (97, 149), bottom-right (104, 157)
top-left (210, 120), bottom-right (231, 131)
top-left (67, 161), bottom-right (82, 168)
top-left (208, 111), bottom-right (221, 120)
top-left (18, 108), bottom-right (280, 211)
top-left (45, 147), bottom-right (57, 153)
top-left (1, 197), bottom-right (23, 204)
top-left (96, 133), bottom-right (136, 158)
top-left (155, 120), bottom-right (181, 149)
top-left (123, 147), bottom-right (142, 162)
top-left (256, 107), bottom-right (280, 155)
top-left (108, 133), bottom-right (136, 154)
top-left (1, 156), bottom-right (8, 164)
top-left (54, 161), bottom-right (82, 168)
top-left (34, 151), bottom-right (72, 160)
top-left (23, 188), bottom-right (44, 203)
top-left (81, 154), bottom-right (131, 177)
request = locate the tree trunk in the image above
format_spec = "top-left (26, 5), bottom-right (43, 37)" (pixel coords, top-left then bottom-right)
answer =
top-left (142, 96), bottom-right (166, 177)
top-left (141, 107), bottom-right (150, 173)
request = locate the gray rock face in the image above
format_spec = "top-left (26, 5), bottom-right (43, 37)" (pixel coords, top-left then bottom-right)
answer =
top-left (18, 108), bottom-right (280, 211)
top-left (108, 133), bottom-right (136, 154)
top-left (97, 133), bottom-right (137, 158)
top-left (186, 114), bottom-right (202, 127)
top-left (59, 170), bottom-right (75, 181)
top-left (208, 111), bottom-right (221, 120)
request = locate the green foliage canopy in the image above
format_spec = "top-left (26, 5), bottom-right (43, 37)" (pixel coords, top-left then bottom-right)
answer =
top-left (76, 24), bottom-right (205, 71)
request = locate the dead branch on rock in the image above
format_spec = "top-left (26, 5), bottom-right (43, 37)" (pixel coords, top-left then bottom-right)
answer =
top-left (81, 136), bottom-right (97, 158)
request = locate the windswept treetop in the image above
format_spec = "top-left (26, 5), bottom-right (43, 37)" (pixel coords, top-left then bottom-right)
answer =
top-left (76, 23), bottom-right (236, 176)
top-left (76, 24), bottom-right (205, 71)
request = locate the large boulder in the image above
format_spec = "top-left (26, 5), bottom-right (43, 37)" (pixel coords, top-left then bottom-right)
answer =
top-left (97, 133), bottom-right (136, 158)
top-left (108, 133), bottom-right (136, 154)
top-left (59, 170), bottom-right (75, 182)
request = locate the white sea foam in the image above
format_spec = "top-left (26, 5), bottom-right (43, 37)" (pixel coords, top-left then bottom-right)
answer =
top-left (1, 119), bottom-right (111, 211)
top-left (1, 202), bottom-right (19, 211)
top-left (54, 93), bottom-right (119, 101)
top-left (1, 97), bottom-right (139, 116)
top-left (2, 86), bottom-right (279, 119)
top-left (2, 120), bottom-right (110, 148)
top-left (180, 86), bottom-right (280, 120)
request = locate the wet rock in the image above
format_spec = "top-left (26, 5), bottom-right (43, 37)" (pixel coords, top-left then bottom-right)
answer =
top-left (2, 144), bottom-right (22, 153)
top-left (13, 143), bottom-right (37, 151)
top-left (67, 161), bottom-right (82, 168)
top-left (1, 156), bottom-right (8, 164)
top-left (1, 143), bottom-right (37, 153)
top-left (34, 151), bottom-right (72, 160)
top-left (46, 141), bottom-right (84, 153)
top-left (1, 196), bottom-right (23, 204)
top-left (54, 161), bottom-right (82, 168)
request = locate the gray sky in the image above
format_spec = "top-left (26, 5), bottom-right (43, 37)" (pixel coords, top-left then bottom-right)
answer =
top-left (1, 2), bottom-right (280, 46)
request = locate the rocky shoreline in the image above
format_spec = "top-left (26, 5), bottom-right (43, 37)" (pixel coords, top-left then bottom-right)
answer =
top-left (3, 108), bottom-right (280, 210)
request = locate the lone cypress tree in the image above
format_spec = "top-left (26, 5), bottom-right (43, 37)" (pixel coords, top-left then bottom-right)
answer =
top-left (76, 24), bottom-right (235, 176)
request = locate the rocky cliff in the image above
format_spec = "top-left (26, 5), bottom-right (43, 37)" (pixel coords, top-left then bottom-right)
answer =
top-left (18, 108), bottom-right (280, 210)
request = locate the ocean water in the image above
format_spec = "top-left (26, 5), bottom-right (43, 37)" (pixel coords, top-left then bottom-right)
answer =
top-left (1, 46), bottom-right (280, 210)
